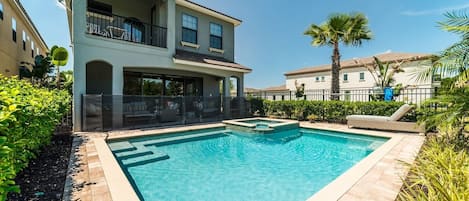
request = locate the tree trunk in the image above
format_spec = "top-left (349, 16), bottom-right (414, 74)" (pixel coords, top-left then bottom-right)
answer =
top-left (331, 43), bottom-right (341, 100)
top-left (56, 67), bottom-right (60, 89)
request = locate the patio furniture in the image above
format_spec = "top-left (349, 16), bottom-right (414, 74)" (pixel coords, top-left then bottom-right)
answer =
top-left (346, 104), bottom-right (424, 133)
top-left (123, 102), bottom-right (156, 125)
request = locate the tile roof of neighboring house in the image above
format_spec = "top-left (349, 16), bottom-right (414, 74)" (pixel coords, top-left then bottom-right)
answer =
top-left (244, 87), bottom-right (260, 93)
top-left (263, 84), bottom-right (288, 92)
top-left (285, 52), bottom-right (433, 76)
top-left (173, 49), bottom-right (252, 72)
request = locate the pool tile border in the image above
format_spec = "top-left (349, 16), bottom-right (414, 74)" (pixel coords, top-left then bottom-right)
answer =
top-left (65, 121), bottom-right (424, 201)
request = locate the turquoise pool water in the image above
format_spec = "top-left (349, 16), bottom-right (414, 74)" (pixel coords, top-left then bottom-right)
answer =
top-left (108, 128), bottom-right (388, 201)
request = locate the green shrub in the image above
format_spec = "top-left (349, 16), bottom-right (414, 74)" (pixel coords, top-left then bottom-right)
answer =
top-left (398, 137), bottom-right (469, 201)
top-left (262, 100), bottom-right (409, 123)
top-left (0, 75), bottom-right (70, 200)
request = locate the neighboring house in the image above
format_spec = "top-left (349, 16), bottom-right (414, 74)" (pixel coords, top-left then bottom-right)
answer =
top-left (283, 52), bottom-right (439, 102)
top-left (261, 85), bottom-right (290, 101)
top-left (64, 0), bottom-right (251, 131)
top-left (0, 0), bottom-right (48, 76)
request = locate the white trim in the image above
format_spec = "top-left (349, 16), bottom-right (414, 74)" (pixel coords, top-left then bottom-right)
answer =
top-left (176, 0), bottom-right (242, 26)
top-left (209, 47), bottom-right (224, 54)
top-left (181, 41), bottom-right (200, 49)
top-left (173, 58), bottom-right (251, 73)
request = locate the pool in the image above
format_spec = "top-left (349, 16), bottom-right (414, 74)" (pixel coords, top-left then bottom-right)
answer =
top-left (108, 126), bottom-right (388, 201)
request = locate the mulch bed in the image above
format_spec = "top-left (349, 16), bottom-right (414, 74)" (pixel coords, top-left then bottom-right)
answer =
top-left (7, 134), bottom-right (73, 201)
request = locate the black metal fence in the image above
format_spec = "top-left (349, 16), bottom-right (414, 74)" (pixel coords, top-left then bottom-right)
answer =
top-left (86, 9), bottom-right (167, 48)
top-left (82, 95), bottom-right (252, 131)
top-left (247, 87), bottom-right (437, 104)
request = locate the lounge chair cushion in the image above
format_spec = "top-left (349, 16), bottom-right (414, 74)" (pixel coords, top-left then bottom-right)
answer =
top-left (389, 104), bottom-right (412, 121)
top-left (346, 115), bottom-right (390, 122)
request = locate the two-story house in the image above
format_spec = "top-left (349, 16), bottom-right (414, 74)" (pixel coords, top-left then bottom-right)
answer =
top-left (64, 0), bottom-right (251, 131)
top-left (0, 0), bottom-right (48, 76)
top-left (283, 52), bottom-right (439, 102)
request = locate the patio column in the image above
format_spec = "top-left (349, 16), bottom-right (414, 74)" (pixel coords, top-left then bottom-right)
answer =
top-left (112, 64), bottom-right (124, 129)
top-left (223, 76), bottom-right (231, 119)
top-left (238, 76), bottom-right (246, 117)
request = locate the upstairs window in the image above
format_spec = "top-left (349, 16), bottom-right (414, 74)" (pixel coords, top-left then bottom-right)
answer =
top-left (22, 31), bottom-right (26, 50)
top-left (321, 76), bottom-right (325, 82)
top-left (36, 48), bottom-right (40, 56)
top-left (31, 41), bottom-right (34, 58)
top-left (359, 72), bottom-right (365, 81)
top-left (315, 77), bottom-right (319, 82)
top-left (182, 14), bottom-right (197, 44)
top-left (343, 73), bottom-right (348, 81)
top-left (209, 23), bottom-right (222, 49)
top-left (0, 3), bottom-right (3, 20)
top-left (12, 18), bottom-right (17, 42)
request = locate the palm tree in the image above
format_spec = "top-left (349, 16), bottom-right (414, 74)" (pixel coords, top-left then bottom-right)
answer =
top-left (417, 11), bottom-right (468, 137)
top-left (304, 13), bottom-right (372, 100)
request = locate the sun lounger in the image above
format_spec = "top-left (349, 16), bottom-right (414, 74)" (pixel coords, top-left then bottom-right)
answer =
top-left (346, 104), bottom-right (424, 133)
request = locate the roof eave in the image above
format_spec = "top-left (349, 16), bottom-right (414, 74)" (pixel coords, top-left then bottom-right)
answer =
top-left (176, 0), bottom-right (242, 26)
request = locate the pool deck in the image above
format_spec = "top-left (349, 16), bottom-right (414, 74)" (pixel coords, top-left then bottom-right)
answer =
top-left (63, 122), bottom-right (424, 201)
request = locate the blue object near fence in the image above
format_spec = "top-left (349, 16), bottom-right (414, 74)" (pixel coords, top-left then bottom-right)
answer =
top-left (384, 87), bottom-right (393, 101)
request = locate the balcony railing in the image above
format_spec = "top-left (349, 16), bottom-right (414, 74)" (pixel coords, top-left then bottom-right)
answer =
top-left (86, 9), bottom-right (167, 48)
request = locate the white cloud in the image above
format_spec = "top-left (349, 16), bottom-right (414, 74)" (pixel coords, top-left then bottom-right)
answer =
top-left (401, 3), bottom-right (469, 16)
top-left (374, 49), bottom-right (392, 55)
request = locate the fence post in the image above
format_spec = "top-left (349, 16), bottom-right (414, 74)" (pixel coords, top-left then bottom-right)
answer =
top-left (322, 89), bottom-right (325, 101)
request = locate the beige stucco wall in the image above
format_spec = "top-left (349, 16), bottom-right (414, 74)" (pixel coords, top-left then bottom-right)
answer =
top-left (286, 60), bottom-right (434, 91)
top-left (175, 5), bottom-right (235, 61)
top-left (0, 0), bottom-right (47, 76)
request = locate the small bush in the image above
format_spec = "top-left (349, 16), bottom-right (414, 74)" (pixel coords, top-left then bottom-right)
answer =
top-left (0, 75), bottom-right (70, 200)
top-left (262, 100), bottom-right (410, 123)
top-left (397, 137), bottom-right (469, 201)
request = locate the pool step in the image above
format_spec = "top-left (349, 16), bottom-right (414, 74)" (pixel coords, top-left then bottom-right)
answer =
top-left (121, 151), bottom-right (169, 167)
top-left (135, 130), bottom-right (229, 147)
top-left (108, 141), bottom-right (136, 153)
top-left (115, 147), bottom-right (153, 160)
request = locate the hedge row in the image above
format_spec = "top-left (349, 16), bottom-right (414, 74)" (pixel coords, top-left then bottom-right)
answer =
top-left (0, 75), bottom-right (70, 200)
top-left (250, 99), bottom-right (417, 122)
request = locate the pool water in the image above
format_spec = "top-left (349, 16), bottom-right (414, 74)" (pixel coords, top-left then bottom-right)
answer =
top-left (109, 128), bottom-right (388, 201)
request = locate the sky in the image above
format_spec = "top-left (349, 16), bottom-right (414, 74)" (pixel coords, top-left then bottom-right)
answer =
top-left (21, 0), bottom-right (468, 89)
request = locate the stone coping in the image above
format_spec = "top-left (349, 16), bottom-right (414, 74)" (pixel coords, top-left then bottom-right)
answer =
top-left (66, 120), bottom-right (424, 201)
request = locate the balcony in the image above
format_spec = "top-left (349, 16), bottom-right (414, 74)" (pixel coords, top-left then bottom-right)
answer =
top-left (86, 9), bottom-right (167, 48)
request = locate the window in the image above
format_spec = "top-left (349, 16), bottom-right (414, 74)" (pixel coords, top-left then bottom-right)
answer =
top-left (36, 48), bottom-right (39, 56)
top-left (343, 73), bottom-right (348, 81)
top-left (123, 18), bottom-right (144, 43)
top-left (0, 2), bottom-right (3, 20)
top-left (182, 14), bottom-right (197, 44)
top-left (22, 31), bottom-right (26, 50)
top-left (315, 77), bottom-right (320, 82)
top-left (12, 18), bottom-right (17, 42)
top-left (209, 23), bottom-right (222, 49)
top-left (273, 95), bottom-right (276, 101)
top-left (31, 41), bottom-right (34, 58)
top-left (359, 72), bottom-right (365, 81)
top-left (321, 76), bottom-right (325, 82)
